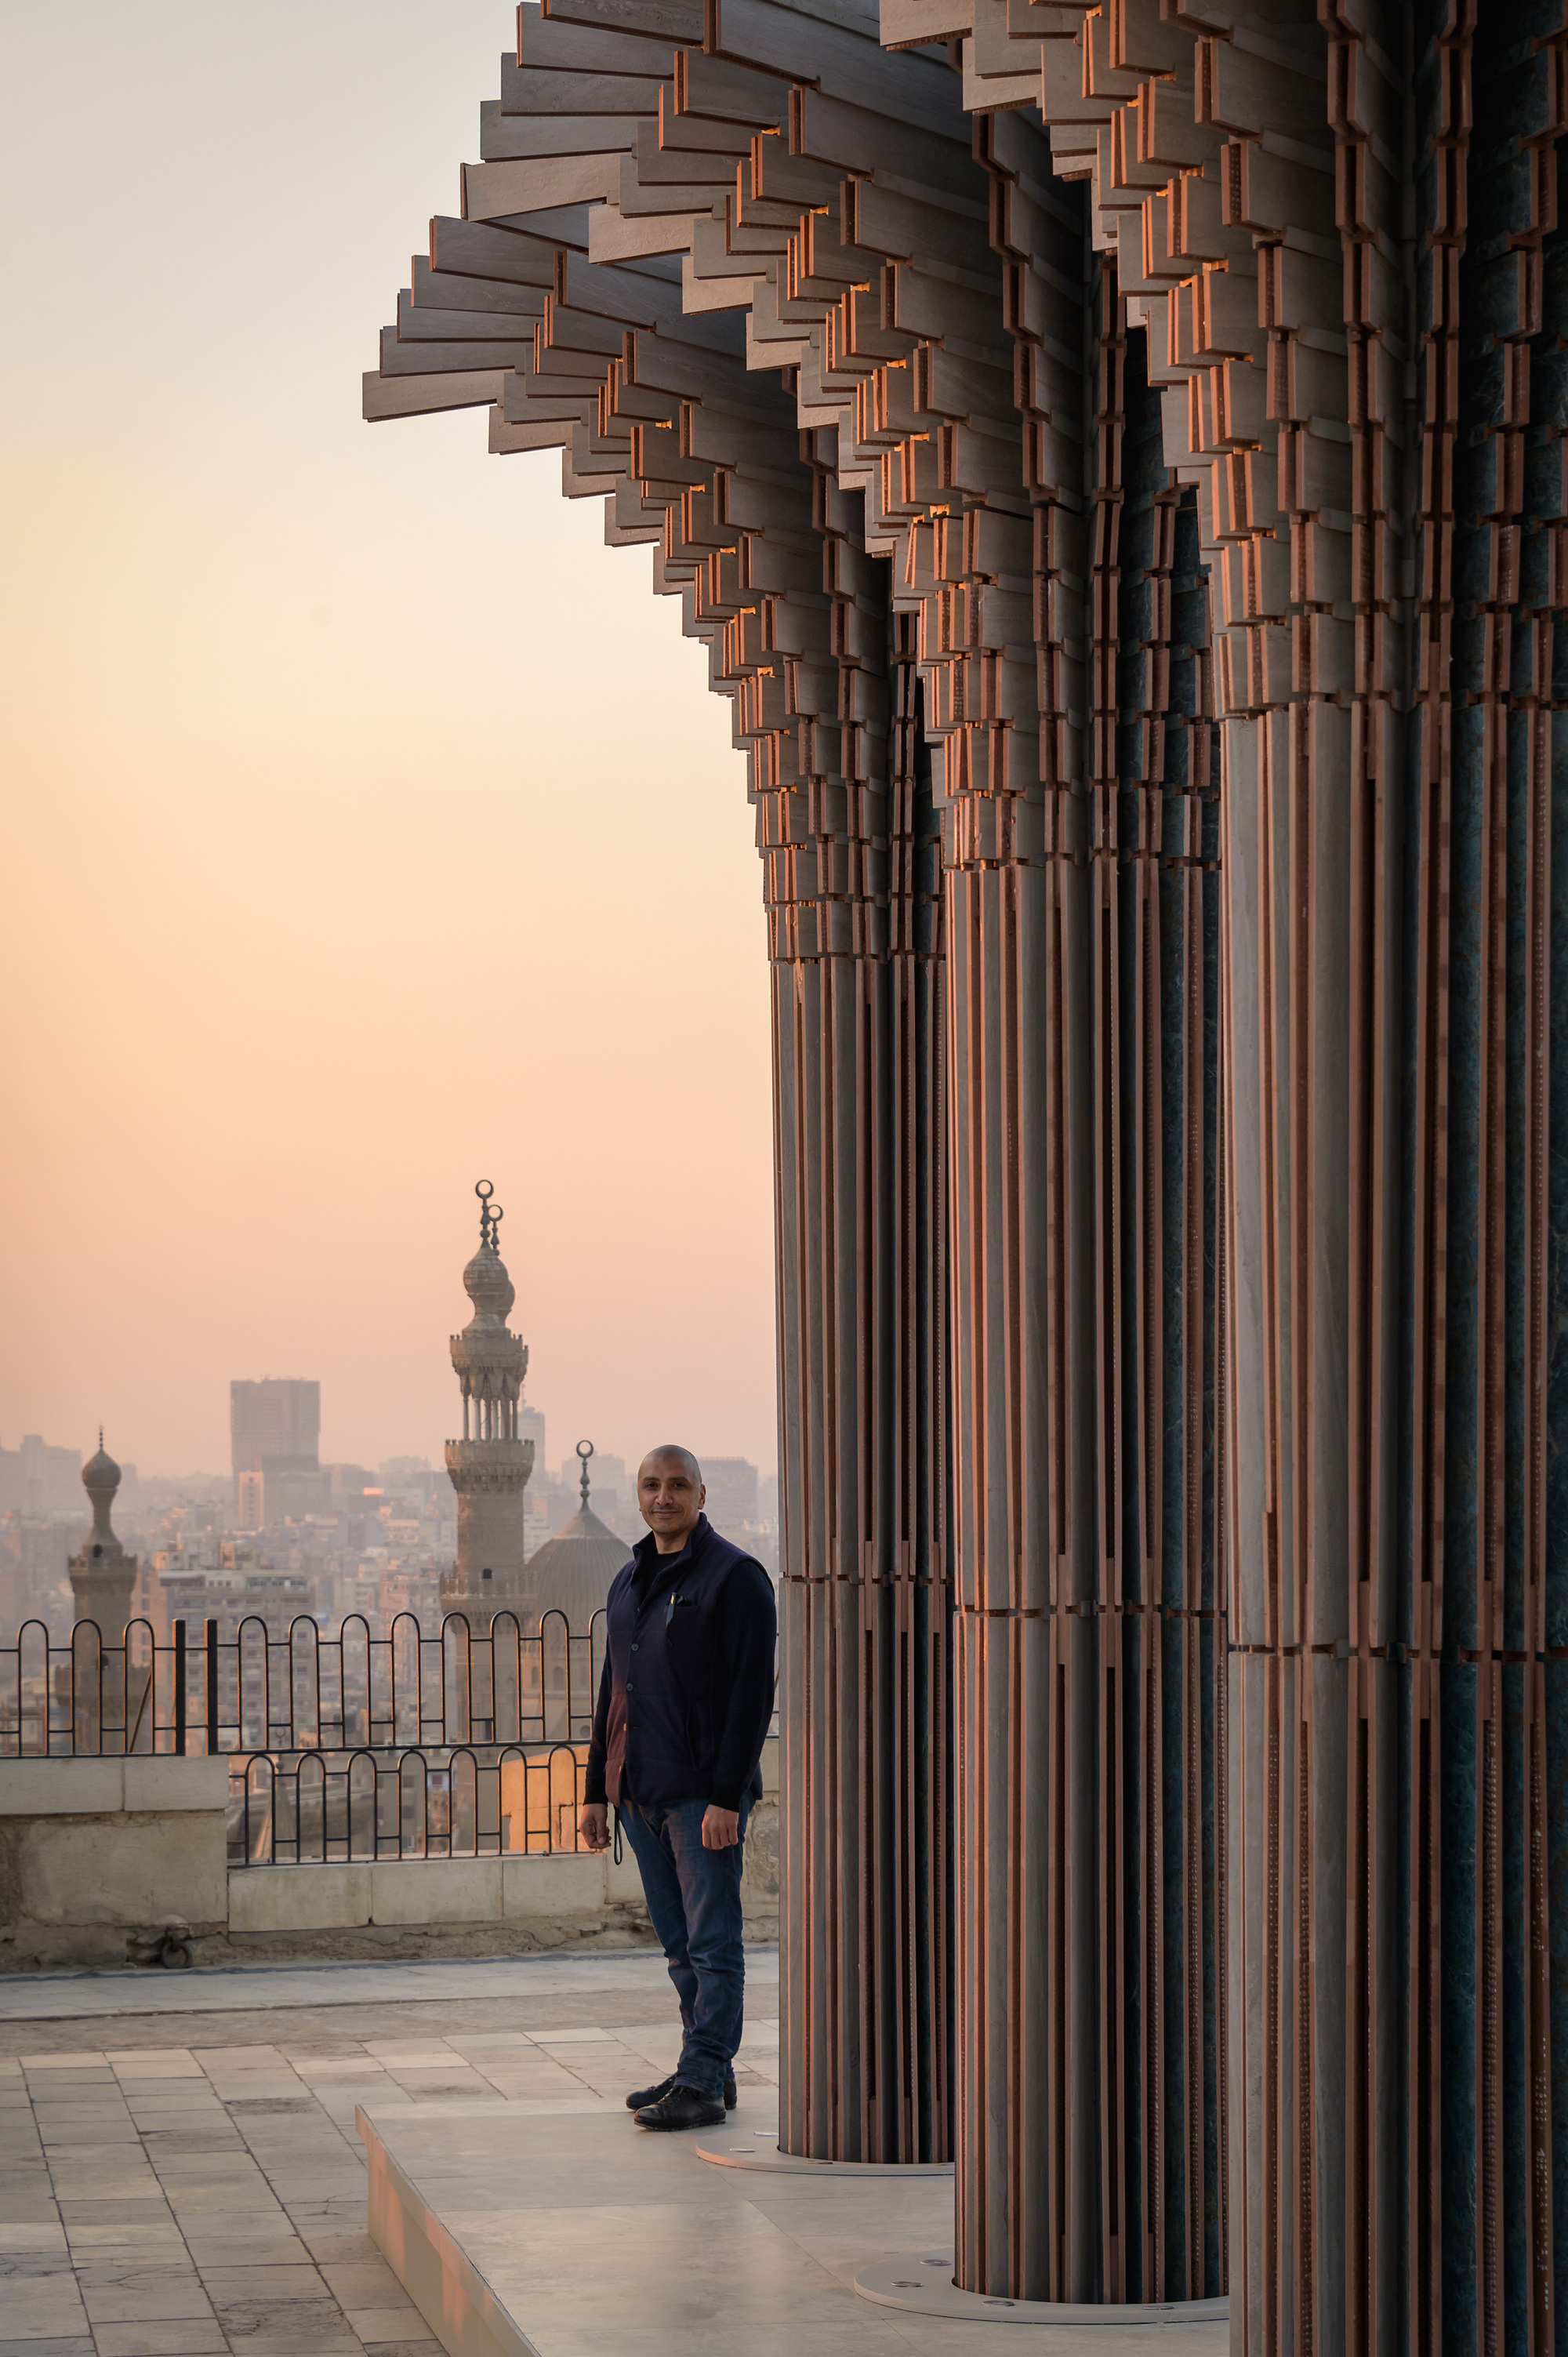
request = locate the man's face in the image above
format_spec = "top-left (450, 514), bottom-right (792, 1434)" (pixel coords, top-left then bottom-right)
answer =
top-left (638, 1453), bottom-right (705, 1545)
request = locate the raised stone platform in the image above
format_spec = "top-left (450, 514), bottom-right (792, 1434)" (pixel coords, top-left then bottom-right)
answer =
top-left (359, 2096), bottom-right (1230, 2355)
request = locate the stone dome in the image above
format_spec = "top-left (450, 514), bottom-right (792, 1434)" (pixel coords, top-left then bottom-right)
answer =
top-left (462, 1244), bottom-right (516, 1323)
top-left (81, 1437), bottom-right (121, 1498)
top-left (521, 1504), bottom-right (631, 1634)
top-left (74, 1429), bottom-right (131, 1580)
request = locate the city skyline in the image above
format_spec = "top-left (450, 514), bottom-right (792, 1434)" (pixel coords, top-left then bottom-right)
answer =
top-left (0, 1408), bottom-right (778, 1491)
top-left (0, 1402), bottom-right (780, 1640)
top-left (0, 2), bottom-right (778, 1480)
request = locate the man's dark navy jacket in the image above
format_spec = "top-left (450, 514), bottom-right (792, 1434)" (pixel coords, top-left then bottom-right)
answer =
top-left (584, 1515), bottom-right (776, 1813)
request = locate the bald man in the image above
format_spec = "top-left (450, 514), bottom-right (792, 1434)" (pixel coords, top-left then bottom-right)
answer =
top-left (579, 1446), bottom-right (776, 2131)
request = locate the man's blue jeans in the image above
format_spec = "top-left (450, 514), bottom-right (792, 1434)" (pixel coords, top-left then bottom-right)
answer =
top-left (618, 1794), bottom-right (751, 2100)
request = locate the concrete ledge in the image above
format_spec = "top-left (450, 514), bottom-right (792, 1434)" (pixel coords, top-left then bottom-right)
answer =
top-left (187, 1916), bottom-right (659, 1968)
top-left (14, 1812), bottom-right (227, 1929)
top-left (0, 1738), bottom-right (778, 1973)
top-left (228, 1865), bottom-right (373, 1933)
top-left (124, 1756), bottom-right (228, 1811)
top-left (500, 1854), bottom-right (601, 1918)
top-left (358, 2099), bottom-right (1228, 2357)
top-left (227, 1853), bottom-right (642, 1937)
top-left (0, 1759), bottom-right (229, 1970)
top-left (0, 1760), bottom-right (124, 1815)
top-left (371, 1858), bottom-right (504, 1927)
top-left (363, 2107), bottom-right (529, 2357)
top-left (604, 1842), bottom-right (644, 1905)
top-left (0, 1756), bottom-right (227, 1815)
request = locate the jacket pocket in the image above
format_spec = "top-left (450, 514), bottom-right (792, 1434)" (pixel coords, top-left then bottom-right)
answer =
top-left (686, 1696), bottom-right (717, 1763)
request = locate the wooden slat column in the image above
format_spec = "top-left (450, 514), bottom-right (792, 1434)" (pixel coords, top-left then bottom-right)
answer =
top-left (938, 118), bottom-right (1229, 2304)
top-left (1216, 4), bottom-right (1568, 2344)
top-left (773, 462), bottom-right (952, 2164)
top-left (920, 117), bottom-right (1102, 2308)
top-left (1422, 11), bottom-right (1565, 2350)
top-left (1216, 18), bottom-right (1360, 2340)
top-left (944, 755), bottom-right (1098, 2298)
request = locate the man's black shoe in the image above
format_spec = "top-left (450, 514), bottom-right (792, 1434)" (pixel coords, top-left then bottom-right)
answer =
top-left (633, 2083), bottom-right (726, 2131)
top-left (626, 2071), bottom-right (736, 2112)
top-left (626, 2073), bottom-right (674, 2111)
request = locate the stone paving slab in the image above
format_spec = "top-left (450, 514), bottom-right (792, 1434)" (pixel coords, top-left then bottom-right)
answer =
top-left (0, 1952), bottom-right (784, 2356)
top-left (0, 1951), bottom-right (777, 2024)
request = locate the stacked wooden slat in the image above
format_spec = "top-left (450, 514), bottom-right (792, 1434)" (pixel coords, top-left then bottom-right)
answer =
top-left (365, 0), bottom-right (1568, 2334)
top-left (713, 11), bottom-right (1219, 2295)
top-left (1426, 9), bottom-right (1568, 2352)
top-left (365, 0), bottom-right (1229, 2288)
top-left (368, 0), bottom-right (960, 2169)
top-left (1007, 0), bottom-right (1568, 2340)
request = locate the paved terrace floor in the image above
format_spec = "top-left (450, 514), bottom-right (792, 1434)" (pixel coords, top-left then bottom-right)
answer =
top-left (0, 1950), bottom-right (779, 2357)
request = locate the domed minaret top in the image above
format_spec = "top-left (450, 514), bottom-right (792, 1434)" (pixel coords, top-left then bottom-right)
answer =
top-left (443, 1182), bottom-right (535, 1614)
top-left (450, 1183), bottom-right (528, 1425)
top-left (69, 1429), bottom-right (138, 1629)
top-left (81, 1430), bottom-right (128, 1557)
top-left (460, 1186), bottom-right (517, 1324)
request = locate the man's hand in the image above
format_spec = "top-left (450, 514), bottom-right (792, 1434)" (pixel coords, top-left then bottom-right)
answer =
top-left (702, 1805), bottom-right (740, 1850)
top-left (579, 1803), bottom-right (609, 1852)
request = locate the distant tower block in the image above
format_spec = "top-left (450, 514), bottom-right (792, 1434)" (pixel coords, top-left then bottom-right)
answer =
top-left (68, 1432), bottom-right (138, 1632)
top-left (441, 1182), bottom-right (533, 1619)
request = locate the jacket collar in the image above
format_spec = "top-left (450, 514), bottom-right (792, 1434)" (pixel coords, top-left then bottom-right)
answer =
top-left (631, 1513), bottom-right (710, 1584)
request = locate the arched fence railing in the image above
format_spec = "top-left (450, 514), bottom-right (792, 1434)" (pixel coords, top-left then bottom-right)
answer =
top-left (0, 1611), bottom-right (605, 1865)
top-left (230, 1739), bottom-right (591, 1866)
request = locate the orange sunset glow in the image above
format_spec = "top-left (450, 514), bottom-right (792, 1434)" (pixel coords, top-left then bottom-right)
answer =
top-left (0, 2), bottom-right (777, 1482)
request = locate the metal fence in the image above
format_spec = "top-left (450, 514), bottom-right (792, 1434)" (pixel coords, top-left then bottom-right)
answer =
top-left (0, 1612), bottom-right (605, 1865)
top-left (228, 1741), bottom-right (593, 1868)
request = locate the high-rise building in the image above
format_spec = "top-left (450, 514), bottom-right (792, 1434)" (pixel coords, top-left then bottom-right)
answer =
top-left (700, 1458), bottom-right (758, 1539)
top-left (230, 1379), bottom-right (320, 1499)
top-left (235, 1468), bottom-right (265, 1532)
top-left (518, 1400), bottom-right (546, 1478)
top-left (441, 1182), bottom-right (533, 1619)
top-left (0, 1435), bottom-right (90, 1516)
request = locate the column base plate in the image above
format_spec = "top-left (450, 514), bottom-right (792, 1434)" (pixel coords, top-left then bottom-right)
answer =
top-left (696, 2132), bottom-right (954, 2176)
top-left (855, 2253), bottom-right (1229, 2327)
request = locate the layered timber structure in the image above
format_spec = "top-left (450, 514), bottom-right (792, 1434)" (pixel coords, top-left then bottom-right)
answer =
top-left (366, 0), bottom-right (1568, 2341)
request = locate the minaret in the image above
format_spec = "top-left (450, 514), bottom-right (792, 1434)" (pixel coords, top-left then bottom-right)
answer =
top-left (441, 1181), bottom-right (534, 1617)
top-left (68, 1432), bottom-right (138, 1632)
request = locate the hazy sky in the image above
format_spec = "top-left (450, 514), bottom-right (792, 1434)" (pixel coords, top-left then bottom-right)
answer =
top-left (0, 3), bottom-right (778, 1483)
